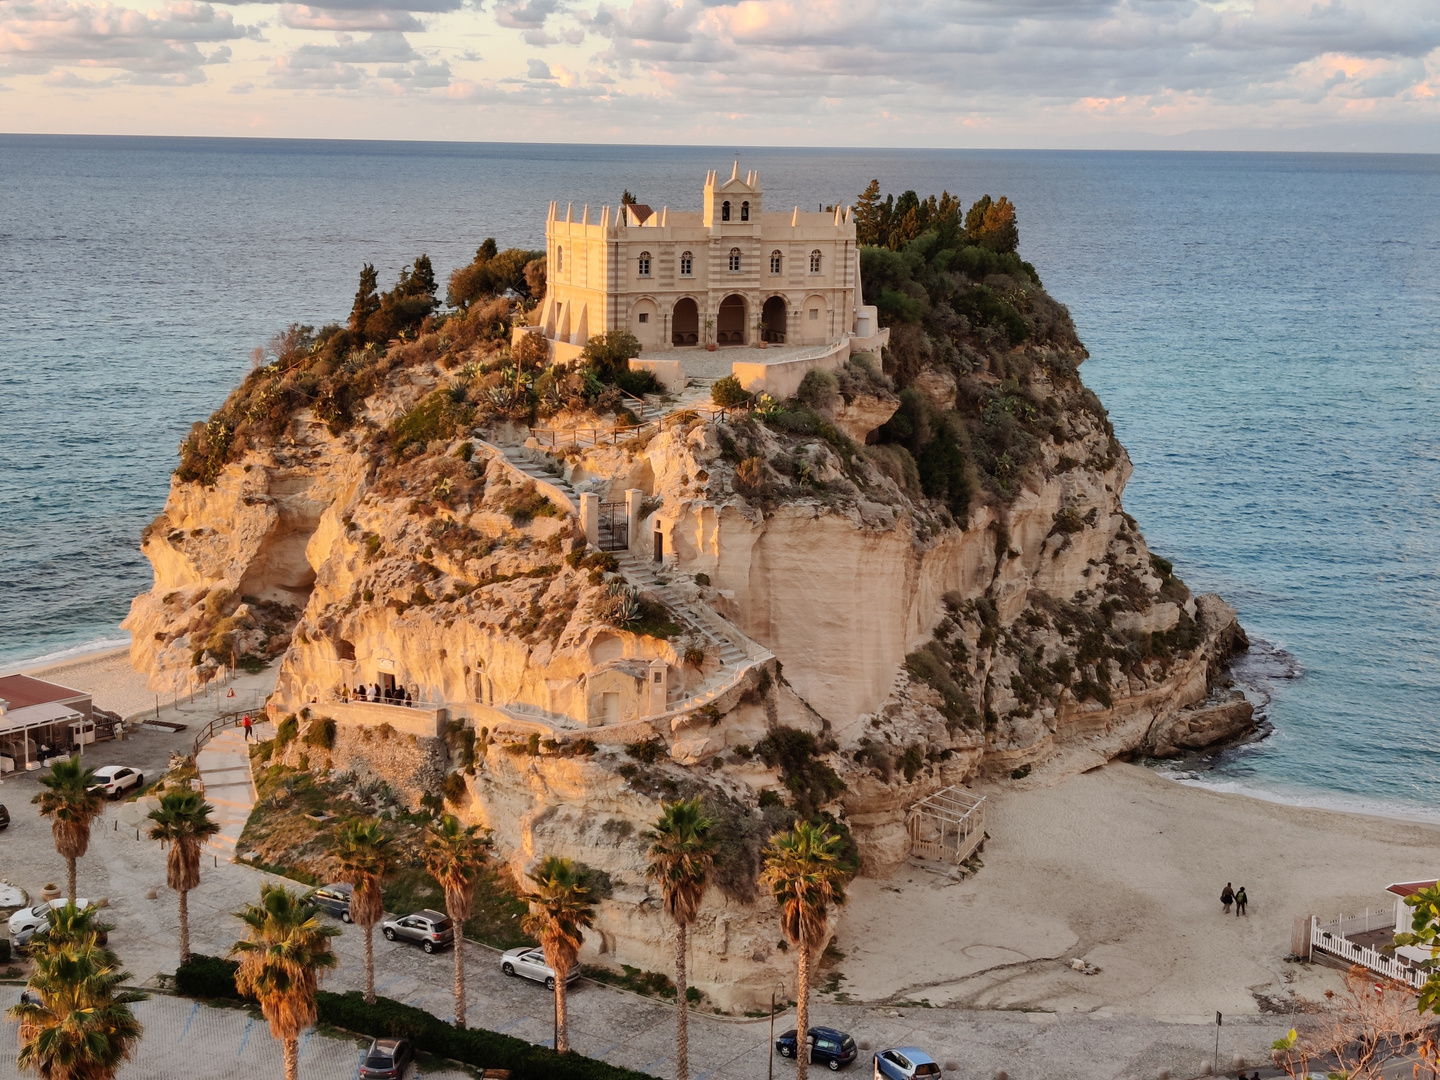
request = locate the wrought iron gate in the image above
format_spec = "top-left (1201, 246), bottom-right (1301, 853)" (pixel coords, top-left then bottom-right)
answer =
top-left (598, 502), bottom-right (629, 551)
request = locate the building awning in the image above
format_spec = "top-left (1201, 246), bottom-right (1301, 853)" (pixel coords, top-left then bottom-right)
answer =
top-left (1386, 880), bottom-right (1440, 898)
top-left (0, 700), bottom-right (84, 736)
top-left (0, 673), bottom-right (88, 712)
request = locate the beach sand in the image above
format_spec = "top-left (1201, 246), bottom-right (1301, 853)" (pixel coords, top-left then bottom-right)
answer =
top-left (837, 760), bottom-right (1440, 1022)
top-left (6, 645), bottom-right (275, 721)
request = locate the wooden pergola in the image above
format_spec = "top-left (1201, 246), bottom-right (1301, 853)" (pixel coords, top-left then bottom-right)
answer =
top-left (906, 786), bottom-right (986, 865)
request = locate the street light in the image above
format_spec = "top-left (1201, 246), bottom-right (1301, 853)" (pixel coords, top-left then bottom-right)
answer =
top-left (768, 980), bottom-right (787, 1080)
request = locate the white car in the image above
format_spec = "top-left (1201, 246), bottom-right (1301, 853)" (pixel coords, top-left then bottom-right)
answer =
top-left (88, 766), bottom-right (144, 799)
top-left (8, 898), bottom-right (91, 937)
top-left (499, 946), bottom-right (580, 990)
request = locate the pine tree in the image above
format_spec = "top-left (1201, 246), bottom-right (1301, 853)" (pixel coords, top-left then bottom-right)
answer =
top-left (349, 263), bottom-right (379, 335)
top-left (853, 179), bottom-right (883, 246)
top-left (477, 237), bottom-right (498, 262)
top-left (965, 195), bottom-right (993, 244)
top-left (409, 254), bottom-right (437, 301)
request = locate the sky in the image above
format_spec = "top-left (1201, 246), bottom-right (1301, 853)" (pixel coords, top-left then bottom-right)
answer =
top-left (2, 0), bottom-right (1439, 150)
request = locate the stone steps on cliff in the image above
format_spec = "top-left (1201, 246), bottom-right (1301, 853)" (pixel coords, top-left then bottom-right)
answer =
top-left (195, 727), bottom-right (260, 859)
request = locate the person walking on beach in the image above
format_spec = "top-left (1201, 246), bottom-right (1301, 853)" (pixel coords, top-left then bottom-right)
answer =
top-left (242, 714), bottom-right (253, 741)
top-left (1221, 883), bottom-right (1234, 914)
top-left (1235, 886), bottom-right (1248, 916)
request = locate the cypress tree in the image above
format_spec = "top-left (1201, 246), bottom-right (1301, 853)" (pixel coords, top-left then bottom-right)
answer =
top-left (349, 263), bottom-right (379, 335)
top-left (853, 179), bottom-right (883, 246)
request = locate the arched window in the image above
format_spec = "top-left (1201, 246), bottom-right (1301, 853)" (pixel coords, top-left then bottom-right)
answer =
top-left (721, 200), bottom-right (731, 222)
top-left (741, 200), bottom-right (750, 222)
top-left (728, 248), bottom-right (741, 272)
top-left (770, 250), bottom-right (782, 274)
top-left (679, 251), bottom-right (693, 276)
top-left (809, 249), bottom-right (822, 273)
top-left (556, 246), bottom-right (563, 273)
top-left (637, 251), bottom-right (651, 277)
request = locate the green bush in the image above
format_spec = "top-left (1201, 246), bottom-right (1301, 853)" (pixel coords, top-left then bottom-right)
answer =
top-left (710, 376), bottom-right (749, 408)
top-left (613, 368), bottom-right (662, 397)
top-left (390, 388), bottom-right (475, 458)
top-left (0, 937), bottom-right (10, 963)
top-left (303, 716), bottom-right (336, 750)
top-left (580, 330), bottom-right (642, 380)
top-left (274, 715), bottom-right (299, 748)
top-left (174, 954), bottom-right (246, 1001)
top-left (172, 958), bottom-right (654, 1079)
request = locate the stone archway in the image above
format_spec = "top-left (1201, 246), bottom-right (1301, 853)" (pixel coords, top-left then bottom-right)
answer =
top-left (672, 297), bottom-right (699, 346)
top-left (717, 294), bottom-right (746, 346)
top-left (761, 295), bottom-right (787, 344)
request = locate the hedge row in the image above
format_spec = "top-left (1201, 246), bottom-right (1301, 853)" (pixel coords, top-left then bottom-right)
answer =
top-left (174, 956), bottom-right (655, 1080)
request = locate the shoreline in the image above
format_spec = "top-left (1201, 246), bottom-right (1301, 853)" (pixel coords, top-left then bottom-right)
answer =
top-left (0, 637), bottom-right (132, 678)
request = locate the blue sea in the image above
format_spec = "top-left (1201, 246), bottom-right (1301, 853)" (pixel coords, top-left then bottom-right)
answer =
top-left (1, 136), bottom-right (1437, 817)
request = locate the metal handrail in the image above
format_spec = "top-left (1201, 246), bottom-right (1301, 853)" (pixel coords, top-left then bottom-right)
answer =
top-left (191, 710), bottom-right (250, 759)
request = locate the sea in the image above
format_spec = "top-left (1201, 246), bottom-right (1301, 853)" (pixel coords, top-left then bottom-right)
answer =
top-left (1, 136), bottom-right (1437, 819)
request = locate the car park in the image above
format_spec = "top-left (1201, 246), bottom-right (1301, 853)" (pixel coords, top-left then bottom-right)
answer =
top-left (8, 898), bottom-right (91, 938)
top-left (380, 910), bottom-right (453, 953)
top-left (776, 1026), bottom-right (858, 1070)
top-left (87, 766), bottom-right (144, 799)
top-left (358, 1036), bottom-right (414, 1079)
top-left (310, 883), bottom-right (354, 922)
top-left (499, 946), bottom-right (580, 990)
top-left (874, 1048), bottom-right (941, 1080)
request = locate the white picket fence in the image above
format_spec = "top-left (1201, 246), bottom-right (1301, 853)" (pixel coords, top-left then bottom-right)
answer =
top-left (1310, 914), bottom-right (1430, 990)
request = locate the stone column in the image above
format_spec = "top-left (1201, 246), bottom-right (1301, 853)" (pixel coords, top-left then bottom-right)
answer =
top-left (625, 488), bottom-right (644, 550)
top-left (579, 492), bottom-right (599, 548)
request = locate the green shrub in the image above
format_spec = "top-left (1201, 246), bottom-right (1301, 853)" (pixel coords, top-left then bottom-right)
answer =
top-left (580, 330), bottom-right (643, 380)
top-left (614, 368), bottom-right (662, 397)
top-left (275, 715), bottom-right (299, 748)
top-left (303, 716), bottom-right (336, 750)
top-left (710, 376), bottom-right (749, 408)
top-left (625, 737), bottom-right (665, 765)
top-left (500, 482), bottom-right (558, 524)
top-left (0, 938), bottom-right (9, 963)
top-left (172, 958), bottom-right (655, 1080)
top-left (391, 388), bottom-right (475, 458)
top-left (754, 727), bottom-right (845, 819)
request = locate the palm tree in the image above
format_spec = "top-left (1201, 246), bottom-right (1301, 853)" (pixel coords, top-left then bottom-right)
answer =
top-left (421, 814), bottom-right (491, 1028)
top-left (231, 884), bottom-right (339, 1080)
top-left (644, 799), bottom-right (716, 1080)
top-left (760, 821), bottom-right (847, 1080)
top-left (9, 908), bottom-right (145, 1080)
top-left (32, 758), bottom-right (105, 903)
top-left (147, 789), bottom-right (220, 966)
top-left (522, 856), bottom-right (595, 1054)
top-left (330, 818), bottom-right (394, 1005)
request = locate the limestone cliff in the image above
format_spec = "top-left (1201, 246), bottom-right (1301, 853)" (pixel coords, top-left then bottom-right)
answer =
top-left (125, 230), bottom-right (1249, 1010)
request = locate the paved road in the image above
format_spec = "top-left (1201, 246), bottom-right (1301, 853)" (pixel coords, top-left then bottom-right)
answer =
top-left (0, 722), bottom-right (1292, 1080)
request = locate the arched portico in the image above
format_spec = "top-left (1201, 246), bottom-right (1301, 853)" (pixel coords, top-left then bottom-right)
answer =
top-left (672, 297), bottom-right (699, 346)
top-left (761, 295), bottom-right (787, 344)
top-left (717, 294), bottom-right (747, 346)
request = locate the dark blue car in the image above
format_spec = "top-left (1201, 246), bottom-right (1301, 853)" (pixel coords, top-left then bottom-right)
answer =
top-left (776, 1026), bottom-right (858, 1070)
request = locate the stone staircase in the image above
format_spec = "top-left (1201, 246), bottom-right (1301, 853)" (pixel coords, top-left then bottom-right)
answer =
top-left (484, 441), bottom-right (580, 512)
top-left (195, 722), bottom-right (270, 859)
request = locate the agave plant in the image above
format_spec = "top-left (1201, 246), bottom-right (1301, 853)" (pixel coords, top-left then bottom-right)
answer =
top-left (595, 582), bottom-right (642, 627)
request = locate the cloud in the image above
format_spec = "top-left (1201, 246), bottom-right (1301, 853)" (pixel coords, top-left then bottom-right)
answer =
top-left (267, 30), bottom-right (457, 89)
top-left (495, 0), bottom-right (557, 29)
top-left (525, 55), bottom-right (550, 77)
top-left (280, 4), bottom-right (424, 31)
top-left (0, 0), bottom-right (255, 81)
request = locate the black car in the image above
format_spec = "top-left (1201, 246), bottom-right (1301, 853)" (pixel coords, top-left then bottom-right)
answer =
top-left (0, 804), bottom-right (9, 829)
top-left (358, 1036), bottom-right (413, 1079)
top-left (776, 1026), bottom-right (858, 1070)
top-left (310, 883), bottom-right (354, 922)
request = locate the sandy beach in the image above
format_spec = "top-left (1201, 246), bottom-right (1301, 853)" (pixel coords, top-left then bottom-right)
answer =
top-left (837, 759), bottom-right (1440, 1022)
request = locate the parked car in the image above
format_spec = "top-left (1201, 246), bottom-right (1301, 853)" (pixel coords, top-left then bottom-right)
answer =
top-left (310, 883), bottom-right (354, 922)
top-left (15, 922), bottom-right (108, 953)
top-left (358, 1036), bottom-right (413, 1079)
top-left (8, 898), bottom-right (91, 938)
top-left (776, 1027), bottom-right (858, 1070)
top-left (381, 910), bottom-right (453, 953)
top-left (499, 946), bottom-right (580, 990)
top-left (0, 804), bottom-right (9, 829)
top-left (874, 1048), bottom-right (941, 1080)
top-left (87, 766), bottom-right (144, 799)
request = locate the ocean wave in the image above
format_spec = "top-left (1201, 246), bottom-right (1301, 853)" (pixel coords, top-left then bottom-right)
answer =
top-left (0, 635), bottom-right (132, 675)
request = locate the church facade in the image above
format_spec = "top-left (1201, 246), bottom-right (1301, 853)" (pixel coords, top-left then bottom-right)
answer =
top-left (536, 164), bottom-right (876, 360)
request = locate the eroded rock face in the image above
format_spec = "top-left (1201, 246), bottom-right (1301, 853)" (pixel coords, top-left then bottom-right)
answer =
top-left (127, 324), bottom-right (1250, 1010)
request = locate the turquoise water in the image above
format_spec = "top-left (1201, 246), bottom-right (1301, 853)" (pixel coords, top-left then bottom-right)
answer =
top-left (1, 137), bottom-right (1436, 813)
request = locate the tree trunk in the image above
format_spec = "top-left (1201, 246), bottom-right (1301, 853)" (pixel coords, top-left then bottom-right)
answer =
top-left (556, 974), bottom-right (570, 1053)
top-left (675, 921), bottom-right (689, 1080)
top-left (284, 1036), bottom-right (299, 1080)
top-left (453, 930), bottom-right (467, 1028)
top-left (363, 923), bottom-right (376, 1005)
top-left (67, 857), bottom-right (77, 905)
top-left (795, 942), bottom-right (811, 1080)
top-left (178, 887), bottom-right (191, 965)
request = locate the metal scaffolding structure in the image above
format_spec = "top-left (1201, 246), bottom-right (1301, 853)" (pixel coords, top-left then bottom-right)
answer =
top-left (906, 785), bottom-right (986, 865)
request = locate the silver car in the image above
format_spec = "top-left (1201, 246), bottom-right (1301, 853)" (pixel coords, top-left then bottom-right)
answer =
top-left (499, 946), bottom-right (580, 990)
top-left (8, 899), bottom-right (90, 938)
top-left (380, 909), bottom-right (453, 953)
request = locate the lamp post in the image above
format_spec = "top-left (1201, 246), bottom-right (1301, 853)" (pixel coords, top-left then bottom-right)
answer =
top-left (769, 980), bottom-right (787, 1080)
